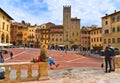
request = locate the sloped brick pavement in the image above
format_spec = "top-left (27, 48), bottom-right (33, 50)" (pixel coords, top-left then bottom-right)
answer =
top-left (4, 48), bottom-right (102, 70)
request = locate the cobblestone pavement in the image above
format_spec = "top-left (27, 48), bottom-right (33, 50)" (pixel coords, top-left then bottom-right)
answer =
top-left (22, 67), bottom-right (120, 83)
top-left (4, 48), bottom-right (102, 69)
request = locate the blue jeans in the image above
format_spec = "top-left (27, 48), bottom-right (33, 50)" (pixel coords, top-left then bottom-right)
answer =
top-left (48, 57), bottom-right (55, 66)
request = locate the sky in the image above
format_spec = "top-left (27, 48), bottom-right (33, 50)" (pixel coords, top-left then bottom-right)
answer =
top-left (0, 0), bottom-right (120, 27)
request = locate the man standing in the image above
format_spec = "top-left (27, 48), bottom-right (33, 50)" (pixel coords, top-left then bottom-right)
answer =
top-left (108, 45), bottom-right (116, 71)
top-left (104, 46), bottom-right (112, 73)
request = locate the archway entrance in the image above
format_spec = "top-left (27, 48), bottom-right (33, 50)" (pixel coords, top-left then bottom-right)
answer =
top-left (1, 34), bottom-right (5, 43)
top-left (71, 44), bottom-right (78, 51)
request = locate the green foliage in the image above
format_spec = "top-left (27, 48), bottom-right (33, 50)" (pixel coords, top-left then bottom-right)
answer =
top-left (82, 26), bottom-right (85, 29)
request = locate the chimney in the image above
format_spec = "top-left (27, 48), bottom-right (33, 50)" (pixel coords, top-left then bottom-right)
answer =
top-left (114, 10), bottom-right (116, 13)
top-left (106, 13), bottom-right (108, 16)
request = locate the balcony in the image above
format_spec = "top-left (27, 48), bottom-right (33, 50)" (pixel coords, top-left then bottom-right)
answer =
top-left (0, 62), bottom-right (49, 83)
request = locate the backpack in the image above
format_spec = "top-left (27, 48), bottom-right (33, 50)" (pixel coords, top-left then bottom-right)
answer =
top-left (109, 48), bottom-right (116, 56)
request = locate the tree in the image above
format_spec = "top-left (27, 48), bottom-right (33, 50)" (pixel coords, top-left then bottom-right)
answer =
top-left (82, 26), bottom-right (85, 29)
top-left (21, 20), bottom-right (25, 24)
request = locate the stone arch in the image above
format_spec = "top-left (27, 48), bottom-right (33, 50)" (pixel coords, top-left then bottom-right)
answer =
top-left (71, 44), bottom-right (78, 51)
top-left (6, 34), bottom-right (9, 43)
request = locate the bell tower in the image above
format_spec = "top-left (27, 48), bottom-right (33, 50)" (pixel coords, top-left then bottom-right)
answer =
top-left (63, 5), bottom-right (71, 49)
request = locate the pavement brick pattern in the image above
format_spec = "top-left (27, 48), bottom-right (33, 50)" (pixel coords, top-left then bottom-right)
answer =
top-left (4, 48), bottom-right (102, 70)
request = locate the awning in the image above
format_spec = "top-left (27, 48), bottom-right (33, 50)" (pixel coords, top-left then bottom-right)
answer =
top-left (6, 43), bottom-right (13, 46)
top-left (0, 43), bottom-right (7, 46)
top-left (59, 45), bottom-right (65, 47)
top-left (0, 43), bottom-right (13, 46)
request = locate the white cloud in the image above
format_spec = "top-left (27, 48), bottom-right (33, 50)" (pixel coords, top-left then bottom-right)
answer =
top-left (0, 0), bottom-right (119, 27)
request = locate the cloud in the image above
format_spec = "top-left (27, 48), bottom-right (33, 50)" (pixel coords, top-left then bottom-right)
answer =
top-left (0, 0), bottom-right (119, 26)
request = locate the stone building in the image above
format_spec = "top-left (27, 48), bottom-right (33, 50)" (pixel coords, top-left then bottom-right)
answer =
top-left (28, 25), bottom-right (37, 47)
top-left (50, 25), bottom-right (64, 50)
top-left (90, 27), bottom-right (102, 52)
top-left (102, 10), bottom-right (120, 50)
top-left (63, 6), bottom-right (81, 50)
top-left (0, 8), bottom-right (13, 43)
top-left (81, 27), bottom-right (92, 51)
top-left (35, 26), bottom-right (41, 48)
top-left (36, 22), bottom-right (55, 48)
top-left (11, 22), bottom-right (28, 46)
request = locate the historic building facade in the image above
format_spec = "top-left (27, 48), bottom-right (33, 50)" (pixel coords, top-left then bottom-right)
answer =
top-left (36, 26), bottom-right (41, 48)
top-left (10, 22), bottom-right (18, 45)
top-left (102, 10), bottom-right (120, 50)
top-left (36, 22), bottom-right (55, 48)
top-left (28, 25), bottom-right (37, 47)
top-left (17, 24), bottom-right (28, 46)
top-left (63, 6), bottom-right (81, 50)
top-left (11, 22), bottom-right (28, 46)
top-left (50, 25), bottom-right (64, 50)
top-left (81, 27), bottom-right (92, 51)
top-left (0, 8), bottom-right (13, 43)
top-left (90, 28), bottom-right (102, 52)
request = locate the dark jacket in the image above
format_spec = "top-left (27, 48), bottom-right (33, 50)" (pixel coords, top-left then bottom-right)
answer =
top-left (104, 48), bottom-right (112, 60)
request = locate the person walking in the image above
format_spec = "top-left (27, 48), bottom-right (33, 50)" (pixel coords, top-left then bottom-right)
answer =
top-left (0, 51), bottom-right (4, 63)
top-left (104, 46), bottom-right (112, 73)
top-left (10, 51), bottom-right (13, 59)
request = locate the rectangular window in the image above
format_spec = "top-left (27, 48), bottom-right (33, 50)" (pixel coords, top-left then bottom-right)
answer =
top-left (117, 38), bottom-right (120, 43)
top-left (100, 30), bottom-right (102, 33)
top-left (108, 39), bottom-right (111, 43)
top-left (105, 21), bottom-right (108, 25)
top-left (66, 34), bottom-right (68, 37)
top-left (2, 22), bottom-right (5, 29)
top-left (117, 16), bottom-right (120, 22)
top-left (72, 33), bottom-right (74, 36)
top-left (104, 29), bottom-right (109, 34)
top-left (104, 39), bottom-right (106, 44)
top-left (112, 28), bottom-right (115, 32)
top-left (7, 25), bottom-right (9, 31)
top-left (100, 37), bottom-right (102, 42)
top-left (94, 38), bottom-right (96, 42)
top-left (52, 38), bottom-right (54, 41)
top-left (112, 17), bottom-right (115, 23)
top-left (56, 38), bottom-right (58, 41)
top-left (60, 39), bottom-right (62, 41)
top-left (77, 32), bottom-right (78, 36)
top-left (97, 37), bottom-right (99, 42)
top-left (112, 38), bottom-right (115, 43)
top-left (117, 26), bottom-right (120, 32)
top-left (91, 38), bottom-right (93, 42)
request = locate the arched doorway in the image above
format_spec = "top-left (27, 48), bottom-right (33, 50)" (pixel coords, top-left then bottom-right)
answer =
top-left (6, 35), bottom-right (9, 43)
top-left (1, 33), bottom-right (5, 43)
top-left (71, 44), bottom-right (78, 51)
